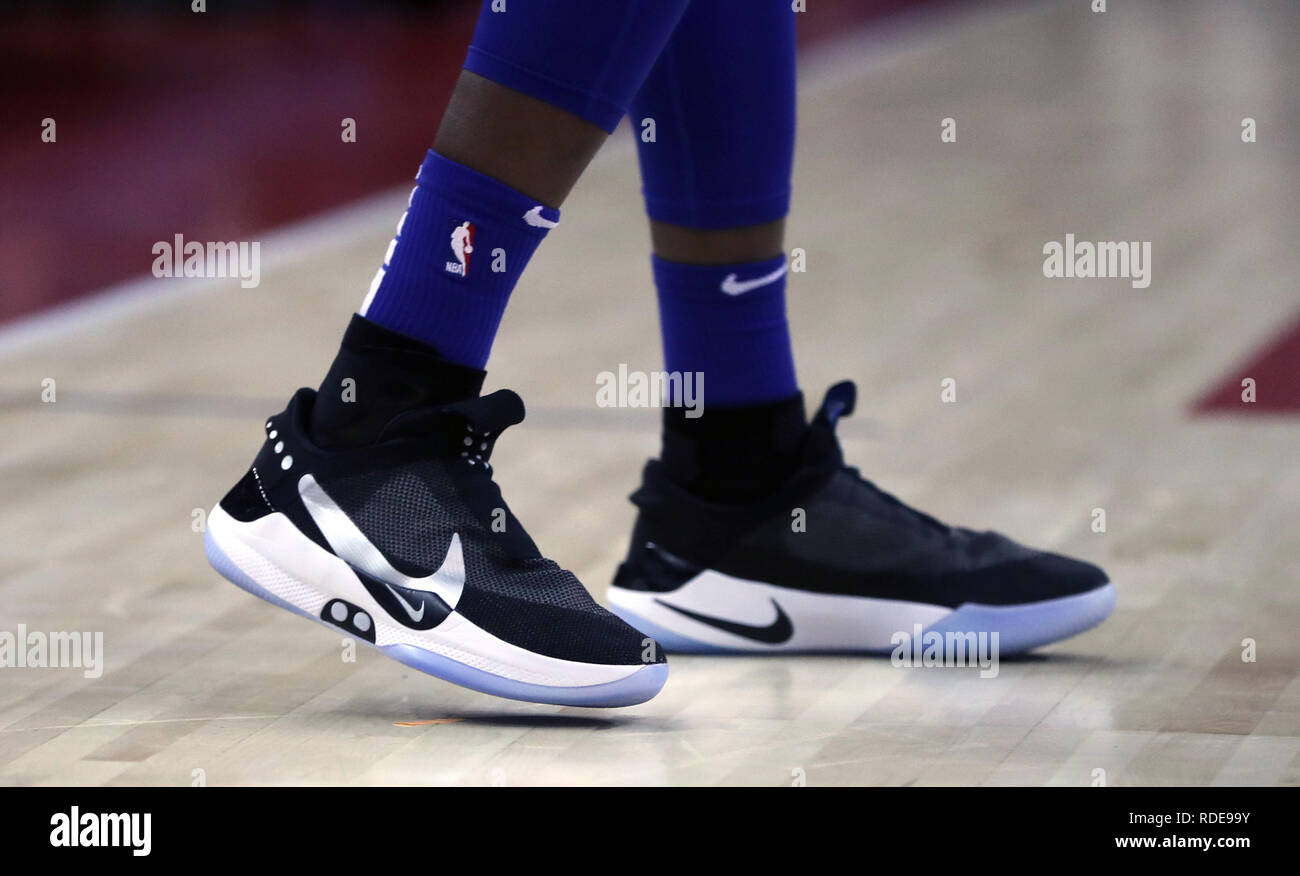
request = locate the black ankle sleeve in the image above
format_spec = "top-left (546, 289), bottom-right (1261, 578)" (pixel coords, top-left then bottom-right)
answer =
top-left (659, 392), bottom-right (807, 503)
top-left (310, 314), bottom-right (486, 448)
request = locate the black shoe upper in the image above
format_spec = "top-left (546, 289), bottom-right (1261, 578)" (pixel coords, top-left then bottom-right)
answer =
top-left (222, 387), bottom-right (663, 666)
top-left (615, 381), bottom-right (1109, 608)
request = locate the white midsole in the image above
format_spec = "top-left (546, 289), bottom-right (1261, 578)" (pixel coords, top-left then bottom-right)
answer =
top-left (207, 505), bottom-right (642, 688)
top-left (609, 569), bottom-right (953, 651)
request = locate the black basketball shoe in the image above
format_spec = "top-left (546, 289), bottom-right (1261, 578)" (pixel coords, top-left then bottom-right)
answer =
top-left (609, 381), bottom-right (1114, 655)
top-left (205, 386), bottom-right (667, 707)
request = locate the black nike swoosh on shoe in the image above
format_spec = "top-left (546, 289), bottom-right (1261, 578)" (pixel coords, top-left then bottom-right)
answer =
top-left (653, 598), bottom-right (794, 645)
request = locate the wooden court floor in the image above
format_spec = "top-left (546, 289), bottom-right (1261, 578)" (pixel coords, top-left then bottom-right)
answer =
top-left (1, 0), bottom-right (1297, 785)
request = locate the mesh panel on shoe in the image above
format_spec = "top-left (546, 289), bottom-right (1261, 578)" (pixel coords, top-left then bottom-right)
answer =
top-left (321, 459), bottom-right (605, 615)
top-left (326, 464), bottom-right (459, 560)
top-left (739, 470), bottom-right (1040, 575)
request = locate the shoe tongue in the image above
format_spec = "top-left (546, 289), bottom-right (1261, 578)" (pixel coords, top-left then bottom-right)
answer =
top-left (439, 389), bottom-right (525, 433)
top-left (812, 381), bottom-right (856, 430)
top-left (800, 381), bottom-right (856, 469)
top-left (376, 389), bottom-right (525, 445)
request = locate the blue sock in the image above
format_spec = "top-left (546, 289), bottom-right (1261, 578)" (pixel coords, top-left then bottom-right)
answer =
top-left (652, 254), bottom-right (798, 408)
top-left (360, 150), bottom-right (560, 369)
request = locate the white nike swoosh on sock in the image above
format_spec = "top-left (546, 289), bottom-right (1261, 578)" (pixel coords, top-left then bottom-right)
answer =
top-left (720, 263), bottom-right (788, 296)
top-left (298, 473), bottom-right (465, 610)
top-left (522, 205), bottom-right (559, 229)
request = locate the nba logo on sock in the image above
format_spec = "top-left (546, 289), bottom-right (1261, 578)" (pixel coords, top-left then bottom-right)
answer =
top-left (445, 220), bottom-right (475, 277)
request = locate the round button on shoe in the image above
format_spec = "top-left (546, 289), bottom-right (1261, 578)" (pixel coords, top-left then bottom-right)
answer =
top-left (330, 602), bottom-right (348, 622)
top-left (354, 612), bottom-right (371, 632)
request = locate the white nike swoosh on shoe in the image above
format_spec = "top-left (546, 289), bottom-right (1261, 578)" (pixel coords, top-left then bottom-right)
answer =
top-left (382, 580), bottom-right (426, 622)
top-left (720, 263), bottom-right (788, 296)
top-left (522, 205), bottom-right (558, 229)
top-left (297, 473), bottom-right (465, 611)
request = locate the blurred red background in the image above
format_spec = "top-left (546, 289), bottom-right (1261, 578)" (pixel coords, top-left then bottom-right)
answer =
top-left (0, 0), bottom-right (944, 324)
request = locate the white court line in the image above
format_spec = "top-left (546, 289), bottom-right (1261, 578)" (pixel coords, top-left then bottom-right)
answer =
top-left (0, 0), bottom-right (1044, 363)
top-left (0, 715), bottom-right (278, 733)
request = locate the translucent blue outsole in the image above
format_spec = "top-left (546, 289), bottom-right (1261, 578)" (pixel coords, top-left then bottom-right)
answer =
top-left (205, 529), bottom-right (668, 708)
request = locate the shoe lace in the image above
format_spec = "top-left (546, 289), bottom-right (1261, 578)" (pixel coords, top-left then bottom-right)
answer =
top-left (842, 465), bottom-right (952, 534)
